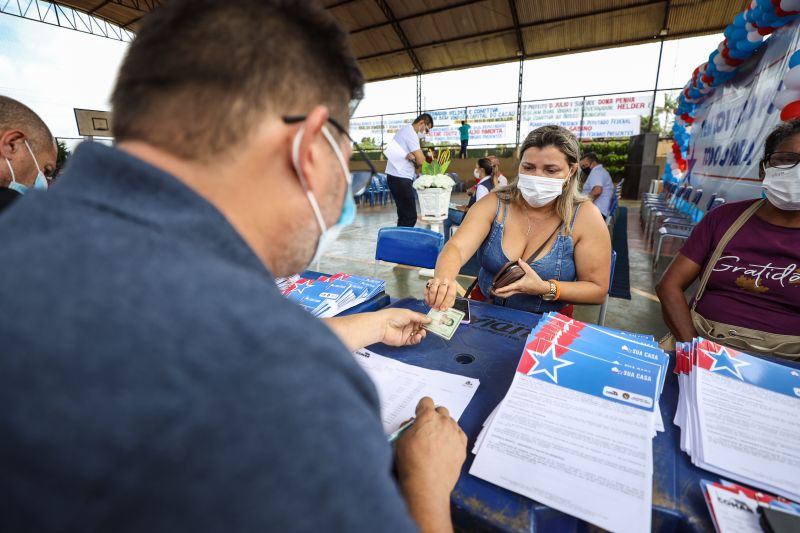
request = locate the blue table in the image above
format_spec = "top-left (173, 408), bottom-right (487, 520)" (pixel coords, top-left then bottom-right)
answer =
top-left (368, 298), bottom-right (800, 532)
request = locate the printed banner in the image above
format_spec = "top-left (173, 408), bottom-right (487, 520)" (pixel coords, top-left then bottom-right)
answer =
top-left (687, 22), bottom-right (800, 203)
top-left (350, 94), bottom-right (654, 149)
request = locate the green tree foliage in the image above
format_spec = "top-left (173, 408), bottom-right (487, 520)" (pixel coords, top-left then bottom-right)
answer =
top-left (583, 140), bottom-right (629, 182)
top-left (56, 140), bottom-right (71, 177)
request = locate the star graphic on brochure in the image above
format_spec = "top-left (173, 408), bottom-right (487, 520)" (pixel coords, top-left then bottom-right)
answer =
top-left (704, 345), bottom-right (750, 381)
top-left (525, 342), bottom-right (574, 383)
top-left (291, 280), bottom-right (313, 295)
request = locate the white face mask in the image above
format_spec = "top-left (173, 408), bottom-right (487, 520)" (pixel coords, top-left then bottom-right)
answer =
top-left (291, 124), bottom-right (356, 267)
top-left (473, 169), bottom-right (481, 179)
top-left (763, 165), bottom-right (800, 211)
top-left (517, 172), bottom-right (569, 207)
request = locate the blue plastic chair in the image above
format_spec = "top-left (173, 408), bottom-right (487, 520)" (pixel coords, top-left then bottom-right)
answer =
top-left (597, 250), bottom-right (617, 326)
top-left (352, 170), bottom-right (372, 205)
top-left (651, 197), bottom-right (726, 271)
top-left (374, 227), bottom-right (444, 275)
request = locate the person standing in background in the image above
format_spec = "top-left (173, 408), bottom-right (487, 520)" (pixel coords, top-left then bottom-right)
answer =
top-left (385, 114), bottom-right (432, 227)
top-left (458, 120), bottom-right (471, 159)
top-left (579, 151), bottom-right (615, 218)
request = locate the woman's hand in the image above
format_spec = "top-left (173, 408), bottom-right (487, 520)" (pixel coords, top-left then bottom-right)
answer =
top-left (491, 259), bottom-right (550, 299)
top-left (424, 278), bottom-right (461, 311)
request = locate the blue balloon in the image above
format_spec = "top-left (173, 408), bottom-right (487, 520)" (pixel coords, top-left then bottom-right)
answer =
top-left (734, 12), bottom-right (747, 27)
top-left (731, 27), bottom-right (748, 41)
top-left (732, 42), bottom-right (753, 55)
top-left (789, 50), bottom-right (800, 69)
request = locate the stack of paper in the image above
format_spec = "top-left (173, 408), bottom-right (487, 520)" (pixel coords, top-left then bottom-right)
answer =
top-left (470, 312), bottom-right (668, 533)
top-left (280, 272), bottom-right (385, 318)
top-left (274, 274), bottom-right (301, 292)
top-left (353, 348), bottom-right (480, 435)
top-left (674, 338), bottom-right (800, 502)
top-left (702, 478), bottom-right (800, 533)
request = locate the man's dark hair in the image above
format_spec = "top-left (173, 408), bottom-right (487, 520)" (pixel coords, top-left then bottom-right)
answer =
top-left (111, 0), bottom-right (364, 161)
top-left (461, 120), bottom-right (465, 125)
top-left (0, 95), bottom-right (54, 153)
top-left (763, 119), bottom-right (800, 160)
top-left (414, 113), bottom-right (434, 129)
top-left (582, 151), bottom-right (599, 163)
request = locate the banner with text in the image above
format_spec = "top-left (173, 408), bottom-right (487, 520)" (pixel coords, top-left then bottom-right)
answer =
top-left (350, 93), bottom-right (655, 149)
top-left (687, 22), bottom-right (800, 203)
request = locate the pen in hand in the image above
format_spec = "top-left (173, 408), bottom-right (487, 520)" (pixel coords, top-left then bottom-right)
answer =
top-left (388, 417), bottom-right (416, 443)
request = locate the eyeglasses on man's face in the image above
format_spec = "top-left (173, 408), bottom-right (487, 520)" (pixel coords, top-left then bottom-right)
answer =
top-left (282, 115), bottom-right (376, 193)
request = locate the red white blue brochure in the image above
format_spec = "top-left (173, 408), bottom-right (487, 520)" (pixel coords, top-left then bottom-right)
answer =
top-left (702, 478), bottom-right (800, 533)
top-left (470, 313), bottom-right (666, 533)
top-left (675, 339), bottom-right (800, 502)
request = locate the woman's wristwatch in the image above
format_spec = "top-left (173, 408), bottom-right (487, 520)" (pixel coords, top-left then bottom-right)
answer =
top-left (541, 279), bottom-right (560, 301)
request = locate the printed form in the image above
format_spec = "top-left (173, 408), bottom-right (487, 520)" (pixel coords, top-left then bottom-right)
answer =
top-left (353, 348), bottom-right (479, 434)
top-left (470, 332), bottom-right (660, 533)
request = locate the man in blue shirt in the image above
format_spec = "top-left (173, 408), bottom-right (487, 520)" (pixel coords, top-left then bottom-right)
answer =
top-left (580, 151), bottom-right (616, 218)
top-left (0, 1), bottom-right (466, 532)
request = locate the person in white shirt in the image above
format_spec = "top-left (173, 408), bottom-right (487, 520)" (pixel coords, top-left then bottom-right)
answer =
top-left (385, 114), bottom-right (433, 227)
top-left (579, 152), bottom-right (615, 218)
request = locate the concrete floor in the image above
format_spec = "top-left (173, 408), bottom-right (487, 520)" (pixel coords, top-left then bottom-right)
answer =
top-left (318, 196), bottom-right (677, 339)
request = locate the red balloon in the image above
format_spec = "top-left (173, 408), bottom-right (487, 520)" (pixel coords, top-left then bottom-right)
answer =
top-left (780, 100), bottom-right (800, 121)
top-left (757, 26), bottom-right (776, 36)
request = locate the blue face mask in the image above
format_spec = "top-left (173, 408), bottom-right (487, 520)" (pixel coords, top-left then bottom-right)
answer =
top-left (291, 124), bottom-right (355, 266)
top-left (4, 140), bottom-right (48, 195)
top-left (25, 140), bottom-right (49, 191)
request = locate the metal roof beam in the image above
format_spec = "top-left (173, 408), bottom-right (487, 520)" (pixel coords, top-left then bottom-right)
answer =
top-left (373, 0), bottom-right (423, 73)
top-left (349, 0), bottom-right (485, 35)
top-left (365, 26), bottom-right (725, 81)
top-left (507, 0), bottom-right (525, 57)
top-left (358, 0), bottom-right (665, 61)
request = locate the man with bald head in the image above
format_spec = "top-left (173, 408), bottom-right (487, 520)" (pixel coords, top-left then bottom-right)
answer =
top-left (0, 96), bottom-right (57, 212)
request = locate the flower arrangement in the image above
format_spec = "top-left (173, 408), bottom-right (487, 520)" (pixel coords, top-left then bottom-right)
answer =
top-left (413, 174), bottom-right (456, 190)
top-left (413, 149), bottom-right (455, 190)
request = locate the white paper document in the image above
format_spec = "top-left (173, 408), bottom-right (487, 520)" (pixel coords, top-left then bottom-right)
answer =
top-left (470, 312), bottom-right (664, 533)
top-left (674, 339), bottom-right (800, 501)
top-left (470, 373), bottom-right (655, 533)
top-left (383, 139), bottom-right (410, 172)
top-left (353, 348), bottom-right (479, 435)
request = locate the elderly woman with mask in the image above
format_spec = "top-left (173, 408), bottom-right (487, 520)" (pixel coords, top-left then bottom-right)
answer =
top-left (425, 125), bottom-right (611, 315)
top-left (656, 120), bottom-right (800, 358)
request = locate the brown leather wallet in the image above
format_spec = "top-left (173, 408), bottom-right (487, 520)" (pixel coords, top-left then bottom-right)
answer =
top-left (490, 224), bottom-right (561, 294)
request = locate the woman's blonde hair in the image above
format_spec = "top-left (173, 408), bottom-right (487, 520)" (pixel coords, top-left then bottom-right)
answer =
top-left (495, 125), bottom-right (587, 235)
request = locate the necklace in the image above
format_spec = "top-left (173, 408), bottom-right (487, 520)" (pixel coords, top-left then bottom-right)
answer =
top-left (520, 205), bottom-right (556, 237)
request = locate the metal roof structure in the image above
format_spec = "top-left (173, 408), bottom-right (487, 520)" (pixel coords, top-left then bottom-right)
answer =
top-left (24, 0), bottom-right (746, 81)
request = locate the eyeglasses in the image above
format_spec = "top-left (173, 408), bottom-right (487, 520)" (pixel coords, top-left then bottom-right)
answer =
top-left (282, 115), bottom-right (376, 194)
top-left (765, 152), bottom-right (800, 170)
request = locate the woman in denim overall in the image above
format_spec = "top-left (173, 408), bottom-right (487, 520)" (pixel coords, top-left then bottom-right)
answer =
top-left (424, 125), bottom-right (611, 315)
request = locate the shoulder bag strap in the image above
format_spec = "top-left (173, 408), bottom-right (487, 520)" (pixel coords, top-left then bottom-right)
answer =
top-left (692, 199), bottom-right (764, 310)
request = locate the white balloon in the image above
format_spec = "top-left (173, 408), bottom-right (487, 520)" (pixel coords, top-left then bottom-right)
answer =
top-left (747, 30), bottom-right (762, 43)
top-left (785, 66), bottom-right (800, 90)
top-left (773, 88), bottom-right (800, 109)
